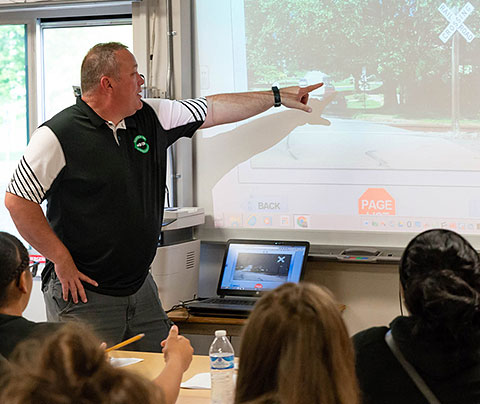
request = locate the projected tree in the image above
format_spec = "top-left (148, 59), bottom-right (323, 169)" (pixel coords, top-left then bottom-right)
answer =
top-left (245, 0), bottom-right (480, 118)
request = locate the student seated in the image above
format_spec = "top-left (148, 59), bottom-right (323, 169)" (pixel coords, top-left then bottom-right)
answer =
top-left (235, 282), bottom-right (359, 404)
top-left (353, 229), bottom-right (480, 404)
top-left (0, 231), bottom-right (60, 358)
top-left (0, 322), bottom-right (193, 404)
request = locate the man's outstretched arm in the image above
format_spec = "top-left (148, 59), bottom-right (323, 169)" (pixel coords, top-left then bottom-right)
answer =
top-left (200, 83), bottom-right (323, 129)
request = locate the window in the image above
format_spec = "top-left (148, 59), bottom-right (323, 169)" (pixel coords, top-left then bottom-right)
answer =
top-left (41, 18), bottom-right (133, 120)
top-left (0, 24), bottom-right (27, 235)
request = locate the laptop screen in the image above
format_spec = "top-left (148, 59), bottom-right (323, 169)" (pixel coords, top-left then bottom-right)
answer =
top-left (217, 240), bottom-right (310, 297)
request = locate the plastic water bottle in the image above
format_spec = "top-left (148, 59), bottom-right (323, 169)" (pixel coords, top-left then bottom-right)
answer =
top-left (209, 329), bottom-right (235, 404)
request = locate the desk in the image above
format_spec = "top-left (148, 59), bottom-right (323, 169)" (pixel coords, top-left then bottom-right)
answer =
top-left (109, 350), bottom-right (211, 404)
top-left (168, 308), bottom-right (246, 336)
top-left (168, 304), bottom-right (346, 337)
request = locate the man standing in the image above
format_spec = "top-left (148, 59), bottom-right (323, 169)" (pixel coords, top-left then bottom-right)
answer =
top-left (5, 42), bottom-right (323, 351)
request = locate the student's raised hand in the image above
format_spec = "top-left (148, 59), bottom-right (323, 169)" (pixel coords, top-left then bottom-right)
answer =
top-left (161, 325), bottom-right (193, 372)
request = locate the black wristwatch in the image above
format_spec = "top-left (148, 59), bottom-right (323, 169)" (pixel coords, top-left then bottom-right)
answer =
top-left (272, 86), bottom-right (281, 107)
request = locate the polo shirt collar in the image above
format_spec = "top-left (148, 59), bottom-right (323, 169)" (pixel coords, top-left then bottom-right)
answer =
top-left (106, 120), bottom-right (127, 131)
top-left (76, 96), bottom-right (140, 130)
top-left (125, 115), bottom-right (137, 129)
top-left (76, 97), bottom-right (106, 128)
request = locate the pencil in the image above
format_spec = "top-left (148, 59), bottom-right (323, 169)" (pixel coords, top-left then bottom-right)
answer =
top-left (105, 333), bottom-right (145, 353)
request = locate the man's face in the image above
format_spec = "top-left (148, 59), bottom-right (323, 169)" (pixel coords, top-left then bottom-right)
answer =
top-left (111, 49), bottom-right (145, 118)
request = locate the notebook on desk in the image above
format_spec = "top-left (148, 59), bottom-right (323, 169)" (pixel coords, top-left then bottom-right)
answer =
top-left (186, 239), bottom-right (310, 317)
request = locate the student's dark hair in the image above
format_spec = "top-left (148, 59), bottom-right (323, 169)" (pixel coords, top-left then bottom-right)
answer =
top-left (0, 323), bottom-right (164, 404)
top-left (235, 282), bottom-right (359, 404)
top-left (0, 232), bottom-right (29, 306)
top-left (400, 229), bottom-right (480, 342)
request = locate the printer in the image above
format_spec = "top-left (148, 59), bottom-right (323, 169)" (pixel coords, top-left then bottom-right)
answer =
top-left (150, 207), bottom-right (204, 311)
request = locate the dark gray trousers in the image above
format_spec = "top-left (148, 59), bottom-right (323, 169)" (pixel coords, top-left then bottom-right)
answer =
top-left (43, 272), bottom-right (172, 352)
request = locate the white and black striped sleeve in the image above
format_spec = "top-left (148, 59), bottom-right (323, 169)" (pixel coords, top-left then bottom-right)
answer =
top-left (144, 97), bottom-right (207, 130)
top-left (6, 126), bottom-right (66, 204)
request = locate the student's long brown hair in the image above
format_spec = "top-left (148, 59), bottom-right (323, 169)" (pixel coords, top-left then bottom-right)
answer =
top-left (235, 282), bottom-right (359, 404)
top-left (0, 323), bottom-right (163, 404)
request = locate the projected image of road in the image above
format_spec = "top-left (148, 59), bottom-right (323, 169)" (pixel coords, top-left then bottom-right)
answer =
top-left (233, 253), bottom-right (291, 282)
top-left (248, 117), bottom-right (480, 171)
top-left (239, 0), bottom-right (480, 173)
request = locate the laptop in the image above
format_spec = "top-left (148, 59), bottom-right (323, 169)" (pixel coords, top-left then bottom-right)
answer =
top-left (186, 239), bottom-right (310, 317)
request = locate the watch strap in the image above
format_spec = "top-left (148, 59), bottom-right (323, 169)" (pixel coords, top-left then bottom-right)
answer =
top-left (272, 86), bottom-right (281, 107)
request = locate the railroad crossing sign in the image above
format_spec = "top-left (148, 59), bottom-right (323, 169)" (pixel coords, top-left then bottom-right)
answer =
top-left (438, 2), bottom-right (475, 43)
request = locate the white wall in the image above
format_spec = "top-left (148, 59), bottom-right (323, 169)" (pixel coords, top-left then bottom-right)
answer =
top-left (304, 261), bottom-right (401, 335)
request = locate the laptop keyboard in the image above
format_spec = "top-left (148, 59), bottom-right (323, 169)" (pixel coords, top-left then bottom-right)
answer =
top-left (207, 298), bottom-right (255, 306)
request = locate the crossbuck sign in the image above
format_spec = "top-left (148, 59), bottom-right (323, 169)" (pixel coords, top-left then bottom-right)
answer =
top-left (438, 2), bottom-right (475, 43)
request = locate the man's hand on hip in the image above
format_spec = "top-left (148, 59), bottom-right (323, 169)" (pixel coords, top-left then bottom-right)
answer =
top-left (55, 259), bottom-right (98, 304)
top-left (4, 193), bottom-right (98, 304)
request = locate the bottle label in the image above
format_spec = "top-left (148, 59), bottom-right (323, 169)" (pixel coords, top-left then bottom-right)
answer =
top-left (210, 354), bottom-right (234, 370)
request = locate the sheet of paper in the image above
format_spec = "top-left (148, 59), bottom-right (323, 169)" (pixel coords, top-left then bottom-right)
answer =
top-left (181, 372), bottom-right (237, 390)
top-left (181, 372), bottom-right (211, 389)
top-left (110, 357), bottom-right (143, 368)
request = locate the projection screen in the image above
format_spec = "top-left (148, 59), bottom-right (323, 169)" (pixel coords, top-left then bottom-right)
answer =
top-left (192, 0), bottom-right (480, 248)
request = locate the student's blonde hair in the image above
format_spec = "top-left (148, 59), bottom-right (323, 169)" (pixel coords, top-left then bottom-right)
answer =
top-left (235, 282), bottom-right (359, 404)
top-left (0, 323), bottom-right (163, 404)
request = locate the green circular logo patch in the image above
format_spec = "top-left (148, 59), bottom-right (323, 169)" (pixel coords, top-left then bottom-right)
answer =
top-left (134, 135), bottom-right (150, 154)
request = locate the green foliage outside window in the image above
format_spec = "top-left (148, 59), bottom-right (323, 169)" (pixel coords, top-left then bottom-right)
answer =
top-left (0, 24), bottom-right (27, 160)
top-left (0, 25), bottom-right (26, 106)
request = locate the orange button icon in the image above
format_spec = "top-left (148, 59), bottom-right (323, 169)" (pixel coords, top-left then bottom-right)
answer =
top-left (358, 188), bottom-right (396, 215)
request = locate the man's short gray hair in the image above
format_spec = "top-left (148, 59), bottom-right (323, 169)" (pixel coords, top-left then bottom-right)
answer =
top-left (80, 42), bottom-right (128, 95)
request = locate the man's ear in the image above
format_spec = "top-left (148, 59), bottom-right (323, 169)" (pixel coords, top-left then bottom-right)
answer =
top-left (99, 76), bottom-right (114, 92)
top-left (17, 271), bottom-right (30, 294)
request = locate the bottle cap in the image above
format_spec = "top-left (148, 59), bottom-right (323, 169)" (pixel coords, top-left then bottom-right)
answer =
top-left (215, 330), bottom-right (227, 337)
